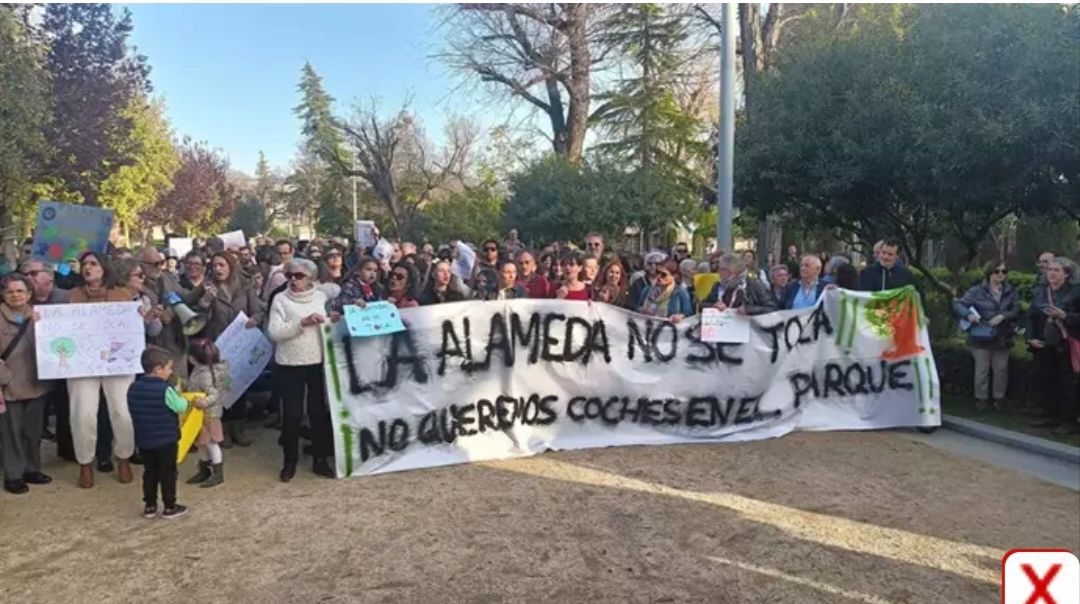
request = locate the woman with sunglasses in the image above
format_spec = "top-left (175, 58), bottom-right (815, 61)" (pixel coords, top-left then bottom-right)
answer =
top-left (555, 251), bottom-right (591, 301)
top-left (953, 261), bottom-right (1020, 411)
top-left (267, 258), bottom-right (335, 481)
top-left (386, 263), bottom-right (421, 309)
top-left (67, 251), bottom-right (139, 488)
top-left (317, 245), bottom-right (347, 286)
top-left (114, 258), bottom-right (164, 340)
top-left (635, 260), bottom-right (693, 323)
top-left (0, 273), bottom-right (54, 494)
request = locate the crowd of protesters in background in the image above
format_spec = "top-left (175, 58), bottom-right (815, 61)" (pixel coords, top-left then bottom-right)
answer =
top-left (0, 227), bottom-right (1077, 507)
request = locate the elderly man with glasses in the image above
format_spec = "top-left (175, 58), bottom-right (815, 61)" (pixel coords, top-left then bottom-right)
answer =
top-left (584, 233), bottom-right (605, 259)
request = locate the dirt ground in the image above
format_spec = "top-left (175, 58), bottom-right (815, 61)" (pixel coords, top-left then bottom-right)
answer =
top-left (1, 426), bottom-right (1077, 604)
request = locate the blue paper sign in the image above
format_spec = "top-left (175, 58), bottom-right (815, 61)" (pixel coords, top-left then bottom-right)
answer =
top-left (32, 201), bottom-right (114, 265)
top-left (343, 302), bottom-right (406, 338)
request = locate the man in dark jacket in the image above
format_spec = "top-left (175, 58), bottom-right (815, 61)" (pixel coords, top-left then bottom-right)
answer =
top-left (702, 253), bottom-right (777, 316)
top-left (857, 240), bottom-right (919, 294)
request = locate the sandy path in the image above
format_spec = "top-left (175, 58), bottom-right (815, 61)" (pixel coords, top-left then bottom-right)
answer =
top-left (1, 427), bottom-right (1077, 603)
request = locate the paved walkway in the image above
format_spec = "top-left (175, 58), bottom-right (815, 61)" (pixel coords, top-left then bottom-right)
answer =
top-left (905, 428), bottom-right (1080, 491)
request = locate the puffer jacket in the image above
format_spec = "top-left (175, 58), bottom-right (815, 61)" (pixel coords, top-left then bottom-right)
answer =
top-left (953, 281), bottom-right (1020, 349)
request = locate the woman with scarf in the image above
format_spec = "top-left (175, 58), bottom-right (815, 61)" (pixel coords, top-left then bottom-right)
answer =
top-left (66, 251), bottom-right (138, 488)
top-left (635, 260), bottom-right (693, 323)
top-left (267, 258), bottom-right (334, 481)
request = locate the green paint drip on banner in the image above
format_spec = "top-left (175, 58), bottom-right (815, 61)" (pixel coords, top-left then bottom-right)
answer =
top-left (924, 357), bottom-right (934, 400)
top-left (324, 326), bottom-right (343, 403)
top-left (913, 357), bottom-right (925, 403)
top-left (845, 297), bottom-right (858, 353)
top-left (836, 291), bottom-right (848, 348)
top-left (341, 425), bottom-right (353, 476)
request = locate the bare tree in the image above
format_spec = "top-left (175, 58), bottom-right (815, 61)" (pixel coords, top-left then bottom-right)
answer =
top-left (438, 3), bottom-right (597, 163)
top-left (332, 102), bottom-right (477, 237)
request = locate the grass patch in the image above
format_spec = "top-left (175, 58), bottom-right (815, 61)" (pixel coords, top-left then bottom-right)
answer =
top-left (942, 393), bottom-right (1080, 447)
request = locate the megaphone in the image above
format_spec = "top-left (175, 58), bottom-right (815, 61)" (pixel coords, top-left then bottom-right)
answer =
top-left (163, 291), bottom-right (208, 337)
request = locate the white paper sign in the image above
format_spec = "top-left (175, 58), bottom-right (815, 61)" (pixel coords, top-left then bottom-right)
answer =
top-left (451, 241), bottom-right (475, 281)
top-left (323, 288), bottom-right (940, 477)
top-left (354, 220), bottom-right (377, 249)
top-left (35, 302), bottom-right (145, 379)
top-left (214, 312), bottom-right (273, 409)
top-left (168, 237), bottom-right (193, 259)
top-left (217, 230), bottom-right (246, 250)
top-left (701, 308), bottom-right (751, 343)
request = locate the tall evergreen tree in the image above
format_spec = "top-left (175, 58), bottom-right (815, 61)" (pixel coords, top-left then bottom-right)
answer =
top-left (293, 62), bottom-right (352, 231)
top-left (593, 4), bottom-right (705, 178)
top-left (42, 4), bottom-right (150, 206)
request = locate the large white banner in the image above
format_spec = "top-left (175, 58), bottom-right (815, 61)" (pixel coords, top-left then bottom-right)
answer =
top-left (322, 287), bottom-right (940, 477)
top-left (35, 302), bottom-right (145, 379)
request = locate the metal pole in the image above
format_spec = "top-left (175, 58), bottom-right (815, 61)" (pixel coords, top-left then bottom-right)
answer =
top-left (716, 2), bottom-right (736, 253)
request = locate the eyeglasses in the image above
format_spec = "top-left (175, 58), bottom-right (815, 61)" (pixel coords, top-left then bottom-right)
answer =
top-left (390, 272), bottom-right (408, 281)
top-left (992, 269), bottom-right (1008, 275)
top-left (285, 272), bottom-right (308, 280)
top-left (143, 260), bottom-right (165, 267)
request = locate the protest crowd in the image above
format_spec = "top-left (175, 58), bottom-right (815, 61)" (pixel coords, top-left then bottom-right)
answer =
top-left (1, 221), bottom-right (1079, 518)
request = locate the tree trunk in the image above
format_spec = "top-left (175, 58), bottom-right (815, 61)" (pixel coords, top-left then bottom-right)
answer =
top-left (564, 3), bottom-right (590, 163)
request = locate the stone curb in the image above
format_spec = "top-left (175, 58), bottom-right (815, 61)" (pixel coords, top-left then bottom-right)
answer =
top-left (942, 414), bottom-right (1080, 464)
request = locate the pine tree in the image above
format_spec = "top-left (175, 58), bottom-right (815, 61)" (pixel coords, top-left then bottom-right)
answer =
top-left (593, 4), bottom-right (705, 177)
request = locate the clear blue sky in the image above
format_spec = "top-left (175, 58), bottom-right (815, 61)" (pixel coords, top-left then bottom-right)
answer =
top-left (125, 3), bottom-right (464, 175)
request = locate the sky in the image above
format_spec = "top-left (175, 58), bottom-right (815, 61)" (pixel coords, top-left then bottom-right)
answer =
top-left (124, 4), bottom-right (469, 175)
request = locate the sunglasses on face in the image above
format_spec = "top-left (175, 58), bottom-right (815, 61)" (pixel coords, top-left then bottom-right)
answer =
top-left (285, 272), bottom-right (308, 280)
top-left (992, 268), bottom-right (1008, 275)
top-left (143, 260), bottom-right (165, 267)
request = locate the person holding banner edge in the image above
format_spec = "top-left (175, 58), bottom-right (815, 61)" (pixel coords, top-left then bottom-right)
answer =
top-left (66, 251), bottom-right (138, 488)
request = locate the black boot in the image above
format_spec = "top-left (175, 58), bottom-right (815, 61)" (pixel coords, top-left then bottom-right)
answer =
top-left (200, 463), bottom-right (224, 488)
top-left (186, 460), bottom-right (212, 484)
top-left (229, 420), bottom-right (252, 447)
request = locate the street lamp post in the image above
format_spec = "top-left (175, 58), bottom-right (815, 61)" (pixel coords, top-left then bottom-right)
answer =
top-left (716, 2), bottom-right (736, 253)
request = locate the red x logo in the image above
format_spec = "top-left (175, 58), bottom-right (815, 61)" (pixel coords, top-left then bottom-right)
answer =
top-left (1022, 563), bottom-right (1062, 604)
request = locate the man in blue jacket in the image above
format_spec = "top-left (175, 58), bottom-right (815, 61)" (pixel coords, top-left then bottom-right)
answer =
top-left (781, 255), bottom-right (828, 310)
